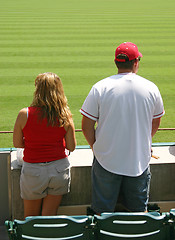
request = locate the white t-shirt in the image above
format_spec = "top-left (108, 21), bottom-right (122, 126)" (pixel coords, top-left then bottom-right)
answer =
top-left (80, 73), bottom-right (165, 176)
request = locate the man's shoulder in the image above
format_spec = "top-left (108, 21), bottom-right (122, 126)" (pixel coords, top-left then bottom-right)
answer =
top-left (135, 74), bottom-right (158, 88)
top-left (93, 75), bottom-right (117, 87)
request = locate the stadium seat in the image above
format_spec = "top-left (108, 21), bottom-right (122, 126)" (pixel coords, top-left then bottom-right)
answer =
top-left (5, 212), bottom-right (174, 240)
top-left (170, 209), bottom-right (175, 240)
top-left (5, 215), bottom-right (94, 240)
top-left (94, 212), bottom-right (171, 240)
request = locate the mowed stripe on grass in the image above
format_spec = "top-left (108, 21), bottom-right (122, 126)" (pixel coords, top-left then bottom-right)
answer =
top-left (0, 0), bottom-right (175, 146)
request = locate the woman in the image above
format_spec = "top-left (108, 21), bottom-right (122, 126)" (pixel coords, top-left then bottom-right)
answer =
top-left (13, 72), bottom-right (76, 218)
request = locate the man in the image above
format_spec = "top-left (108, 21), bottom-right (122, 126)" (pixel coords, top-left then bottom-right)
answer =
top-left (80, 42), bottom-right (165, 213)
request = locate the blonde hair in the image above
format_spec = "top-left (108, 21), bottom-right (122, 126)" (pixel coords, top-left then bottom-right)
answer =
top-left (31, 72), bottom-right (72, 127)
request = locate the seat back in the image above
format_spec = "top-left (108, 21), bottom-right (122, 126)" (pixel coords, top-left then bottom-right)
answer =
top-left (94, 212), bottom-right (171, 240)
top-left (170, 209), bottom-right (175, 240)
top-left (5, 215), bottom-right (93, 240)
top-left (5, 212), bottom-right (174, 240)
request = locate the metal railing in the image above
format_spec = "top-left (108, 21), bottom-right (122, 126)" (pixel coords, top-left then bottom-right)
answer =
top-left (0, 128), bottom-right (175, 134)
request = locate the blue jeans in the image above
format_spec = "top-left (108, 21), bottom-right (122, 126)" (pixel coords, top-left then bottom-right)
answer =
top-left (91, 156), bottom-right (151, 213)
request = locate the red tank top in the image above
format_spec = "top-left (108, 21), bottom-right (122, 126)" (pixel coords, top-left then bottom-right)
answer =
top-left (22, 107), bottom-right (67, 163)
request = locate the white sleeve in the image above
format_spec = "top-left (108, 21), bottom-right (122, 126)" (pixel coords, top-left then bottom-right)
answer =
top-left (80, 86), bottom-right (99, 121)
top-left (153, 89), bottom-right (165, 119)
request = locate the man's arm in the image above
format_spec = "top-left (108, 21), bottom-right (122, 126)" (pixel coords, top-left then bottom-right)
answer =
top-left (81, 115), bottom-right (96, 150)
top-left (151, 117), bottom-right (161, 137)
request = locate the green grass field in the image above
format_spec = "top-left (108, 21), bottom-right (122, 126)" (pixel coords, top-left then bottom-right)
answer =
top-left (0, 0), bottom-right (175, 147)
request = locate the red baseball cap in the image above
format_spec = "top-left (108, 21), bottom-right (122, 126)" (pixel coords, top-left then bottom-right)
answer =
top-left (115, 42), bottom-right (143, 62)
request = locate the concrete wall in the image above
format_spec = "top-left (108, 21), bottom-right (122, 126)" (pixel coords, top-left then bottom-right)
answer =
top-left (11, 164), bottom-right (92, 219)
top-left (0, 152), bottom-right (11, 225)
top-left (2, 145), bottom-right (175, 220)
top-left (150, 163), bottom-right (175, 201)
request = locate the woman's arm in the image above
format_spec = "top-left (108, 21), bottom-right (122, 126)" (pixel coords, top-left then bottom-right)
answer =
top-left (13, 108), bottom-right (27, 148)
top-left (64, 118), bottom-right (76, 152)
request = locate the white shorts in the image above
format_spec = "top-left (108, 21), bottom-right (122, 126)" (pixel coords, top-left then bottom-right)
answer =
top-left (20, 158), bottom-right (70, 200)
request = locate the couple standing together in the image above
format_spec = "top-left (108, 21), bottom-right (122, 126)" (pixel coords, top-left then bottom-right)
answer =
top-left (13, 42), bottom-right (165, 218)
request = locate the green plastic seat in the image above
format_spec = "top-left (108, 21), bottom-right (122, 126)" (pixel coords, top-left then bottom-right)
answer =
top-left (5, 212), bottom-right (174, 240)
top-left (5, 215), bottom-right (94, 240)
top-left (170, 209), bottom-right (175, 240)
top-left (94, 212), bottom-right (171, 240)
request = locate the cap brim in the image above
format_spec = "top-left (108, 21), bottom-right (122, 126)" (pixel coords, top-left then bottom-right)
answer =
top-left (139, 52), bottom-right (143, 58)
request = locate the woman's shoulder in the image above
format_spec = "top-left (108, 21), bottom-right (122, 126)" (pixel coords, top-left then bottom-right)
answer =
top-left (16, 108), bottom-right (28, 129)
top-left (18, 108), bottom-right (28, 116)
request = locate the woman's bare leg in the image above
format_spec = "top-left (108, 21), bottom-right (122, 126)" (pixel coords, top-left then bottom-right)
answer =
top-left (42, 195), bottom-right (62, 216)
top-left (23, 199), bottom-right (43, 219)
